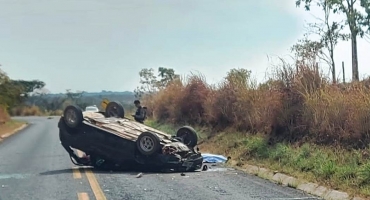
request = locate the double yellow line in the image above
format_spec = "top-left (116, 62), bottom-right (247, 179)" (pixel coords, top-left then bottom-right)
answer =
top-left (73, 150), bottom-right (107, 200)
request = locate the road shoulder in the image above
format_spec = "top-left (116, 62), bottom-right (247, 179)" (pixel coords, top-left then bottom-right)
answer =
top-left (0, 120), bottom-right (29, 142)
top-left (224, 161), bottom-right (365, 200)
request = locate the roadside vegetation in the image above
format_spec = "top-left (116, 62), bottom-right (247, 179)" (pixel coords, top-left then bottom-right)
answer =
top-left (140, 65), bottom-right (370, 197)
top-left (0, 68), bottom-right (45, 132)
top-left (0, 67), bottom-right (135, 136)
top-left (0, 67), bottom-right (135, 119)
top-left (133, 2), bottom-right (370, 197)
top-left (148, 119), bottom-right (370, 197)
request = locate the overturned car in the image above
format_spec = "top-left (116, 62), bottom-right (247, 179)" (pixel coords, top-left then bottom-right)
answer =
top-left (58, 101), bottom-right (203, 172)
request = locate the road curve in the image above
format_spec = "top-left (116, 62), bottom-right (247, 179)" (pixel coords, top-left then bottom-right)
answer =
top-left (0, 116), bottom-right (321, 200)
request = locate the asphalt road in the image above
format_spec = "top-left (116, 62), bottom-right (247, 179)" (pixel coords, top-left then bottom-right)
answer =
top-left (0, 116), bottom-right (322, 200)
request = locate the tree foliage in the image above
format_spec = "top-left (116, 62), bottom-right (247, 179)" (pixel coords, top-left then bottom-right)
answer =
top-left (0, 68), bottom-right (9, 85)
top-left (225, 68), bottom-right (252, 89)
top-left (134, 67), bottom-right (179, 99)
top-left (157, 67), bottom-right (180, 88)
top-left (296, 0), bottom-right (370, 81)
top-left (296, 0), bottom-right (369, 35)
top-left (302, 0), bottom-right (349, 83)
top-left (291, 38), bottom-right (324, 68)
top-left (0, 67), bottom-right (47, 109)
top-left (65, 89), bottom-right (88, 108)
top-left (0, 81), bottom-right (24, 108)
top-left (11, 80), bottom-right (46, 96)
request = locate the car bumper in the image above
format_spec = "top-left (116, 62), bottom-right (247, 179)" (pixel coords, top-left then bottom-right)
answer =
top-left (153, 152), bottom-right (204, 172)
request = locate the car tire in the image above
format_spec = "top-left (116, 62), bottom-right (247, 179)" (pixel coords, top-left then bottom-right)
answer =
top-left (136, 132), bottom-right (161, 156)
top-left (176, 126), bottom-right (198, 148)
top-left (63, 105), bottom-right (83, 128)
top-left (105, 101), bottom-right (125, 118)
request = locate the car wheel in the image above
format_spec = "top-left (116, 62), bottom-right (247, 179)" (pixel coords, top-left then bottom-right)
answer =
top-left (105, 101), bottom-right (125, 118)
top-left (136, 132), bottom-right (161, 156)
top-left (176, 126), bottom-right (198, 148)
top-left (63, 105), bottom-right (83, 128)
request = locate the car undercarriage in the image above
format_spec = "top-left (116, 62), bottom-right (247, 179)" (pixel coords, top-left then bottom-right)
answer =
top-left (58, 101), bottom-right (204, 172)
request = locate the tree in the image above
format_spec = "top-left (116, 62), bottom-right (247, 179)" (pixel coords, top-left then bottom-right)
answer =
top-left (303, 0), bottom-right (349, 83)
top-left (0, 68), bottom-right (28, 108)
top-left (11, 80), bottom-right (46, 97)
top-left (157, 67), bottom-right (180, 88)
top-left (0, 68), bottom-right (9, 85)
top-left (296, 0), bottom-right (370, 81)
top-left (225, 68), bottom-right (252, 88)
top-left (291, 38), bottom-right (324, 69)
top-left (65, 89), bottom-right (86, 108)
top-left (134, 67), bottom-right (179, 99)
top-left (134, 68), bottom-right (158, 99)
top-left (66, 89), bottom-right (84, 101)
top-left (0, 80), bottom-right (24, 109)
top-left (0, 67), bottom-right (48, 112)
top-left (361, 0), bottom-right (370, 33)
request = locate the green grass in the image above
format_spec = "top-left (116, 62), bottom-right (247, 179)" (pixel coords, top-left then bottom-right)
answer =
top-left (147, 119), bottom-right (370, 198)
top-left (145, 120), bottom-right (210, 141)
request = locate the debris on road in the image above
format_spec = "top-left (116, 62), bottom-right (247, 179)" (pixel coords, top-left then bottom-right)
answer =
top-left (202, 153), bottom-right (228, 163)
top-left (136, 173), bottom-right (143, 178)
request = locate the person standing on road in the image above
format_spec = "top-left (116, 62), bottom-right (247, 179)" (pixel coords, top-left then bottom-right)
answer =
top-left (132, 100), bottom-right (146, 123)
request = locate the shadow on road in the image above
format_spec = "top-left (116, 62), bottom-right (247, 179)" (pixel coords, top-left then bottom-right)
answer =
top-left (39, 168), bottom-right (74, 176)
top-left (91, 167), bottom-right (203, 175)
top-left (38, 167), bottom-right (203, 176)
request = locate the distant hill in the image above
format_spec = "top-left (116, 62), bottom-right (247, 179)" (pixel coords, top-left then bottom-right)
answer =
top-left (46, 90), bottom-right (135, 97)
top-left (26, 90), bottom-right (137, 111)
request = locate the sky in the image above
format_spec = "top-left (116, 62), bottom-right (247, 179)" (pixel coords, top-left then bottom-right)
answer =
top-left (0, 0), bottom-right (369, 93)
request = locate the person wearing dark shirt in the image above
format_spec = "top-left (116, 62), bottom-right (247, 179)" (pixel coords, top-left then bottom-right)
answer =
top-left (132, 100), bottom-right (146, 123)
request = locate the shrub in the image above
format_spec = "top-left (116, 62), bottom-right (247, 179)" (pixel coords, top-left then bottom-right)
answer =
top-left (0, 105), bottom-right (10, 124)
top-left (10, 105), bottom-right (43, 116)
top-left (143, 61), bottom-right (370, 149)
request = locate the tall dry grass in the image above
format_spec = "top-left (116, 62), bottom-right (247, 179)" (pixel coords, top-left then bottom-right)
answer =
top-left (143, 63), bottom-right (370, 149)
top-left (9, 105), bottom-right (43, 116)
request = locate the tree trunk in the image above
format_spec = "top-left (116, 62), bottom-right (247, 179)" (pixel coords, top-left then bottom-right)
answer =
top-left (330, 42), bottom-right (336, 84)
top-left (342, 61), bottom-right (345, 83)
top-left (351, 33), bottom-right (359, 81)
top-left (332, 62), bottom-right (336, 84)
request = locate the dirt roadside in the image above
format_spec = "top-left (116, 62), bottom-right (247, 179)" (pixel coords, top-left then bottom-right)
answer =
top-left (0, 120), bottom-right (28, 142)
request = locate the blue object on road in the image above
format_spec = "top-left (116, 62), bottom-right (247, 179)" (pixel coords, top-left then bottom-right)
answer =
top-left (202, 153), bottom-right (228, 163)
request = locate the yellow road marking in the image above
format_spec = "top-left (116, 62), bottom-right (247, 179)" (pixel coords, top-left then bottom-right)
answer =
top-left (72, 167), bottom-right (82, 179)
top-left (72, 149), bottom-right (84, 179)
top-left (85, 168), bottom-right (107, 200)
top-left (77, 192), bottom-right (90, 200)
top-left (74, 149), bottom-right (106, 199)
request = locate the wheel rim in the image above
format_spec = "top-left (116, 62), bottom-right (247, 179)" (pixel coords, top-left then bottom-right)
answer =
top-left (178, 131), bottom-right (191, 145)
top-left (65, 109), bottom-right (77, 125)
top-left (139, 136), bottom-right (154, 152)
top-left (107, 106), bottom-right (118, 117)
